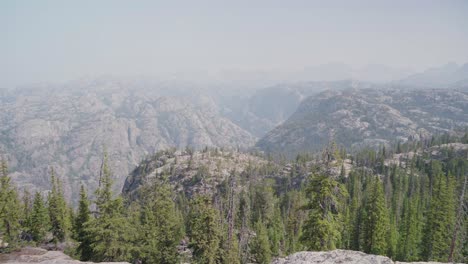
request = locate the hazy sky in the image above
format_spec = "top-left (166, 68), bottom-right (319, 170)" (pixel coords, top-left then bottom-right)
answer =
top-left (2, 0), bottom-right (468, 87)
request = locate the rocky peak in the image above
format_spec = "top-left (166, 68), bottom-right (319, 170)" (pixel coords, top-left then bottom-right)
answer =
top-left (122, 148), bottom-right (271, 198)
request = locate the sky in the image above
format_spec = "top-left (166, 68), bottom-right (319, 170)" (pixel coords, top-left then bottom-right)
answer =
top-left (1, 0), bottom-right (468, 87)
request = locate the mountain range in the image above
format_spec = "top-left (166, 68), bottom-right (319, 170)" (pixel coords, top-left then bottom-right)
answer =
top-left (1, 62), bottom-right (467, 201)
top-left (0, 81), bottom-right (255, 201)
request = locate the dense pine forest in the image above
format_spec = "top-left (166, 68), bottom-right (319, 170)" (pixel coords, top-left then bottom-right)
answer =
top-left (0, 133), bottom-right (467, 264)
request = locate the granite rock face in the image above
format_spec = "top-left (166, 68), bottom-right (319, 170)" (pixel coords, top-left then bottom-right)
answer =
top-left (0, 80), bottom-right (255, 201)
top-left (257, 88), bottom-right (468, 157)
top-left (271, 250), bottom-right (456, 264)
top-left (122, 148), bottom-right (271, 199)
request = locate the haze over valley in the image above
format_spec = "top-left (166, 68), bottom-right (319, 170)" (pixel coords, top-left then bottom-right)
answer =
top-left (1, 1), bottom-right (467, 264)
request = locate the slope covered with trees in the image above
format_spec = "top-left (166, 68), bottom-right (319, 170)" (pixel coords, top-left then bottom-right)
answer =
top-left (0, 133), bottom-right (467, 263)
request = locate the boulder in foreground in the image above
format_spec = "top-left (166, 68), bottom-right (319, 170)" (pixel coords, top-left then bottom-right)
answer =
top-left (271, 250), bottom-right (458, 264)
top-left (0, 247), bottom-right (130, 264)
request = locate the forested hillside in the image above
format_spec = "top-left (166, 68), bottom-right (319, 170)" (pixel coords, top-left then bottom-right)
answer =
top-left (1, 133), bottom-right (466, 263)
top-left (3, 80), bottom-right (466, 204)
top-left (2, 2), bottom-right (467, 263)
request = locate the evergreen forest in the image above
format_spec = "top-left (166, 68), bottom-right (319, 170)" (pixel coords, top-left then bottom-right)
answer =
top-left (1, 133), bottom-right (467, 264)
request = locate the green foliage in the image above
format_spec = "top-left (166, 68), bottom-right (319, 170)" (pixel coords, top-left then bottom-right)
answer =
top-left (139, 178), bottom-right (182, 264)
top-left (30, 192), bottom-right (49, 243)
top-left (421, 163), bottom-right (456, 262)
top-left (0, 159), bottom-right (21, 248)
top-left (250, 220), bottom-right (271, 264)
top-left (363, 178), bottom-right (389, 255)
top-left (251, 180), bottom-right (275, 225)
top-left (85, 197), bottom-right (135, 262)
top-left (47, 168), bottom-right (71, 245)
top-left (268, 206), bottom-right (284, 256)
top-left (74, 185), bottom-right (93, 261)
top-left (345, 171), bottom-right (365, 251)
top-left (84, 153), bottom-right (135, 262)
top-left (20, 189), bottom-right (33, 240)
top-left (397, 197), bottom-right (421, 261)
top-left (300, 173), bottom-right (347, 251)
top-left (188, 195), bottom-right (221, 264)
top-left (1, 133), bottom-right (466, 262)
top-left (220, 235), bottom-right (241, 264)
top-left (284, 191), bottom-right (306, 254)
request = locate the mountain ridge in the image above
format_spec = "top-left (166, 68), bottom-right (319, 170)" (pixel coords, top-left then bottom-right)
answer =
top-left (256, 88), bottom-right (468, 157)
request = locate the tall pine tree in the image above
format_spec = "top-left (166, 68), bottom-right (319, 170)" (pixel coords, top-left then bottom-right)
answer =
top-left (421, 164), bottom-right (456, 261)
top-left (250, 220), bottom-right (272, 264)
top-left (48, 168), bottom-right (70, 245)
top-left (300, 174), bottom-right (347, 251)
top-left (0, 158), bottom-right (21, 248)
top-left (397, 196), bottom-right (421, 261)
top-left (188, 195), bottom-right (221, 264)
top-left (74, 185), bottom-right (93, 261)
top-left (85, 152), bottom-right (134, 262)
top-left (30, 192), bottom-right (49, 243)
top-left (363, 177), bottom-right (389, 255)
top-left (139, 177), bottom-right (182, 264)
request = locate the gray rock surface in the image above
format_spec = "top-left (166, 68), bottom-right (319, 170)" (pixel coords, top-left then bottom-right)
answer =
top-left (0, 80), bottom-right (255, 202)
top-left (257, 88), bottom-right (468, 157)
top-left (272, 250), bottom-right (393, 264)
top-left (0, 247), bottom-right (130, 264)
top-left (271, 250), bottom-right (456, 264)
top-left (122, 148), bottom-right (271, 198)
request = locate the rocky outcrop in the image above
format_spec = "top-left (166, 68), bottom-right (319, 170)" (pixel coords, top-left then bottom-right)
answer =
top-left (271, 250), bottom-right (457, 264)
top-left (122, 148), bottom-right (272, 199)
top-left (257, 88), bottom-right (468, 157)
top-left (0, 247), bottom-right (130, 264)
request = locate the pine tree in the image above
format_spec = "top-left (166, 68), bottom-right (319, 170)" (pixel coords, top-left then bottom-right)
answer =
top-left (346, 171), bottom-right (364, 251)
top-left (397, 197), bottom-right (420, 261)
top-left (85, 152), bottom-right (134, 262)
top-left (268, 206), bottom-right (284, 256)
top-left (47, 168), bottom-right (70, 245)
top-left (0, 158), bottom-right (21, 248)
top-left (21, 189), bottom-right (33, 238)
top-left (363, 178), bottom-right (389, 255)
top-left (284, 191), bottom-right (306, 254)
top-left (74, 185), bottom-right (93, 261)
top-left (421, 168), bottom-right (456, 261)
top-left (448, 171), bottom-right (467, 262)
top-left (251, 180), bottom-right (275, 225)
top-left (386, 218), bottom-right (398, 259)
top-left (300, 173), bottom-right (347, 251)
top-left (140, 178), bottom-right (182, 264)
top-left (30, 192), bottom-right (49, 243)
top-left (250, 220), bottom-right (271, 264)
top-left (188, 195), bottom-right (221, 264)
top-left (222, 235), bottom-right (241, 264)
